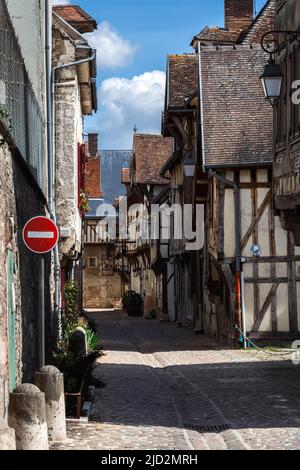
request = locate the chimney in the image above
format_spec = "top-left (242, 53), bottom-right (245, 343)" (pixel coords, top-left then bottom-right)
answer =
top-left (88, 133), bottom-right (99, 157)
top-left (225, 0), bottom-right (254, 32)
top-left (86, 133), bottom-right (102, 198)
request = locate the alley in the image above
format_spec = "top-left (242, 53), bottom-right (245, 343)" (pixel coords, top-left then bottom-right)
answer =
top-left (52, 310), bottom-right (300, 451)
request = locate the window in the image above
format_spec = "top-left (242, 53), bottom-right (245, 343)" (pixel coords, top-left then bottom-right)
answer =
top-left (89, 257), bottom-right (97, 268)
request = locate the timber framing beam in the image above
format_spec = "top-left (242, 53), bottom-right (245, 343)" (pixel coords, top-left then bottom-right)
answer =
top-left (252, 283), bottom-right (279, 332)
top-left (240, 190), bottom-right (272, 252)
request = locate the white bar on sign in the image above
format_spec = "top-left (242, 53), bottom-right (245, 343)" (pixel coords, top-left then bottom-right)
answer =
top-left (27, 231), bottom-right (55, 239)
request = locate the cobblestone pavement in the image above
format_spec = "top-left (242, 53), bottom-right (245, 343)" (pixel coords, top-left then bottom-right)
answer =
top-left (51, 310), bottom-right (300, 450)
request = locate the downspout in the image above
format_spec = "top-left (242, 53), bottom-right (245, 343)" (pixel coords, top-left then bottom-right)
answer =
top-left (45, 0), bottom-right (61, 341)
top-left (208, 170), bottom-right (246, 349)
top-left (197, 40), bottom-right (205, 332)
top-left (197, 41), bottom-right (206, 172)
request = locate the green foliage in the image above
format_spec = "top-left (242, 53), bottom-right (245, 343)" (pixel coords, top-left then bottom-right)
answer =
top-left (59, 281), bottom-right (81, 353)
top-left (86, 328), bottom-right (98, 353)
top-left (122, 290), bottom-right (143, 308)
top-left (52, 282), bottom-right (101, 400)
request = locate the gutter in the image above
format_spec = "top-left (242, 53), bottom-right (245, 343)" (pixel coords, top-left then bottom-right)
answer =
top-left (45, 0), bottom-right (62, 340)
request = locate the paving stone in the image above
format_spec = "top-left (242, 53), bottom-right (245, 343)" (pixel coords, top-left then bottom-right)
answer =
top-left (51, 310), bottom-right (300, 451)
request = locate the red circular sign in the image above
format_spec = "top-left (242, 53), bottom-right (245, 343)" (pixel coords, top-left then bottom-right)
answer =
top-left (23, 216), bottom-right (59, 254)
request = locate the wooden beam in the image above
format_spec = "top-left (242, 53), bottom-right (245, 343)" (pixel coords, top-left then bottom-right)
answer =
top-left (252, 283), bottom-right (279, 332)
top-left (269, 200), bottom-right (277, 333)
top-left (240, 190), bottom-right (272, 252)
top-left (165, 125), bottom-right (183, 148)
top-left (217, 181), bottom-right (225, 256)
top-left (245, 277), bottom-right (300, 284)
top-left (172, 116), bottom-right (188, 142)
top-left (239, 182), bottom-right (271, 189)
top-left (287, 231), bottom-right (298, 334)
top-left (225, 255), bottom-right (300, 263)
top-left (252, 172), bottom-right (259, 325)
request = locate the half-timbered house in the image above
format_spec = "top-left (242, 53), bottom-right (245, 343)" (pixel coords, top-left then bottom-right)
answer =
top-left (193, 0), bottom-right (300, 343)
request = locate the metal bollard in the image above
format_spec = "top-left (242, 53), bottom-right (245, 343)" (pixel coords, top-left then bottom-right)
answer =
top-left (8, 384), bottom-right (49, 450)
top-left (35, 366), bottom-right (66, 442)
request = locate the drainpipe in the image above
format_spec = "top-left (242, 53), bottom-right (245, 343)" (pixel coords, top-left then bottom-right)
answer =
top-left (208, 170), bottom-right (246, 349)
top-left (197, 41), bottom-right (206, 172)
top-left (45, 0), bottom-right (61, 342)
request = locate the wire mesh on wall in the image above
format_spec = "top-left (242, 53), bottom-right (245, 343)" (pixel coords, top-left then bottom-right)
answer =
top-left (0, 0), bottom-right (45, 189)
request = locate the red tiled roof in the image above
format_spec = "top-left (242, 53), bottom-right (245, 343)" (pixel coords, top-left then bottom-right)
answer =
top-left (167, 54), bottom-right (198, 109)
top-left (53, 5), bottom-right (97, 33)
top-left (133, 135), bottom-right (173, 185)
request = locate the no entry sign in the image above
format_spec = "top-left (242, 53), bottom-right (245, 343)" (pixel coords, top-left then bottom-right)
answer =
top-left (23, 216), bottom-right (59, 254)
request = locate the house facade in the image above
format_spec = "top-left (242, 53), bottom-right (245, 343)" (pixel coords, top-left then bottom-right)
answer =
top-left (83, 140), bottom-right (131, 309)
top-left (52, 5), bottom-right (97, 299)
top-left (192, 0), bottom-right (300, 343)
top-left (272, 0), bottom-right (300, 245)
top-left (162, 54), bottom-right (203, 328)
top-left (159, 0), bottom-right (300, 343)
top-left (122, 134), bottom-right (173, 317)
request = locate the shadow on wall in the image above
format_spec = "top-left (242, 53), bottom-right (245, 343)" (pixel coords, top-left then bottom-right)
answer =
top-left (13, 158), bottom-right (53, 383)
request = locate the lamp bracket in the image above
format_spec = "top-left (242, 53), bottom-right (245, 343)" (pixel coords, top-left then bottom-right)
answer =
top-left (261, 30), bottom-right (300, 56)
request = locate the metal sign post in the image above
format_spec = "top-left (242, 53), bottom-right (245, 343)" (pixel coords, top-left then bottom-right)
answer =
top-left (23, 216), bottom-right (59, 369)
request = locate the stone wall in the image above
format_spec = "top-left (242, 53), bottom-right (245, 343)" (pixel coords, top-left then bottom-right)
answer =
top-left (53, 29), bottom-right (83, 260)
top-left (83, 245), bottom-right (122, 309)
top-left (0, 141), bottom-right (53, 423)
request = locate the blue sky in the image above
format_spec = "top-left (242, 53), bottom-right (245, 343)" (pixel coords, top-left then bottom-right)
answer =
top-left (54, 0), bottom-right (267, 149)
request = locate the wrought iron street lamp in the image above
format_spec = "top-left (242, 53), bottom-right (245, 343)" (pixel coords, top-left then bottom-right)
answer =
top-left (260, 29), bottom-right (300, 100)
top-left (260, 60), bottom-right (283, 100)
top-left (183, 152), bottom-right (196, 177)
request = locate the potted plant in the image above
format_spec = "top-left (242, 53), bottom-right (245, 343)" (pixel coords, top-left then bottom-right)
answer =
top-left (122, 291), bottom-right (143, 317)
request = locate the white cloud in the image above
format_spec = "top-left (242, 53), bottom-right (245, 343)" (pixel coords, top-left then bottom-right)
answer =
top-left (85, 22), bottom-right (138, 69)
top-left (90, 71), bottom-right (166, 149)
top-left (52, 0), bottom-right (70, 5)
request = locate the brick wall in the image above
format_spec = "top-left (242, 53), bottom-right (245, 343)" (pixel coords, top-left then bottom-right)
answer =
top-left (225, 0), bottom-right (254, 31)
top-left (85, 158), bottom-right (102, 198)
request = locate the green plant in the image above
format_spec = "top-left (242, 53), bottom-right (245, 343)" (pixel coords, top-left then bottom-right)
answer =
top-left (79, 191), bottom-right (90, 213)
top-left (146, 309), bottom-right (157, 320)
top-left (59, 281), bottom-right (81, 353)
top-left (86, 328), bottom-right (98, 353)
top-left (122, 290), bottom-right (143, 308)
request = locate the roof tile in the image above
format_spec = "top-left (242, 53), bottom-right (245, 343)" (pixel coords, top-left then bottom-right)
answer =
top-left (167, 54), bottom-right (199, 109)
top-left (133, 134), bottom-right (173, 184)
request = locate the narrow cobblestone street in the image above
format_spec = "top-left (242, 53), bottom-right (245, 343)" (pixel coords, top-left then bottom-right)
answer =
top-left (51, 310), bottom-right (300, 451)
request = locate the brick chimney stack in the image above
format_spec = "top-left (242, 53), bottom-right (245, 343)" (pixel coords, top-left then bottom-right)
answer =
top-left (86, 133), bottom-right (102, 198)
top-left (88, 133), bottom-right (99, 157)
top-left (225, 0), bottom-right (254, 32)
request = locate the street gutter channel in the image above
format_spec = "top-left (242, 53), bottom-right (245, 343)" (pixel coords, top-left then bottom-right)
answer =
top-left (114, 319), bottom-right (249, 450)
